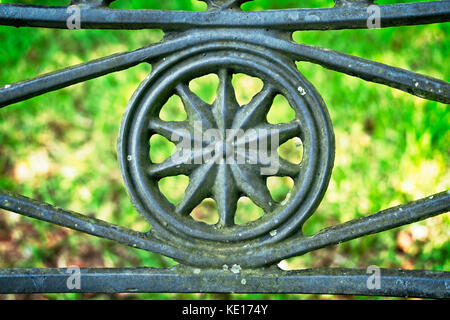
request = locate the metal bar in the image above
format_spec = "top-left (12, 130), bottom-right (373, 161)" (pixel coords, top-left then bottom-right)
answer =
top-left (275, 191), bottom-right (450, 264)
top-left (289, 43), bottom-right (450, 104)
top-left (0, 1), bottom-right (449, 31)
top-left (213, 31), bottom-right (450, 103)
top-left (0, 32), bottom-right (219, 108)
top-left (0, 189), bottom-right (193, 265)
top-left (1, 30), bottom-right (449, 108)
top-left (0, 266), bottom-right (448, 298)
top-left (1, 188), bottom-right (448, 267)
top-left (0, 44), bottom-right (157, 108)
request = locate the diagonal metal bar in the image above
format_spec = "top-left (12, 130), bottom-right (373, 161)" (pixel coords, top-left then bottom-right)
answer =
top-left (0, 189), bottom-right (448, 267)
top-left (0, 33), bottom-right (220, 108)
top-left (215, 31), bottom-right (450, 103)
top-left (0, 189), bottom-right (192, 263)
top-left (0, 45), bottom-right (156, 108)
top-left (0, 266), bottom-right (448, 298)
top-left (253, 191), bottom-right (450, 266)
top-left (289, 43), bottom-right (450, 104)
top-left (1, 30), bottom-right (448, 108)
top-left (0, 2), bottom-right (448, 30)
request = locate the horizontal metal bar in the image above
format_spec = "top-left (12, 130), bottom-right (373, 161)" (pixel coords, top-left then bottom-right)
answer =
top-left (0, 267), bottom-right (448, 298)
top-left (1, 188), bottom-right (448, 267)
top-left (0, 2), bottom-right (449, 31)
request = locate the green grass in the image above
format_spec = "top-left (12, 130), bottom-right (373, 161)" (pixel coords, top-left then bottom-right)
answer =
top-left (0, 0), bottom-right (448, 300)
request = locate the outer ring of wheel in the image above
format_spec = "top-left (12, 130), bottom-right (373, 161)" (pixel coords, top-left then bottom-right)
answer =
top-left (118, 40), bottom-right (335, 264)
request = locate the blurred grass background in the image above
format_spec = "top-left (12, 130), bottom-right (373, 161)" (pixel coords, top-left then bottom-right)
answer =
top-left (0, 0), bottom-right (448, 300)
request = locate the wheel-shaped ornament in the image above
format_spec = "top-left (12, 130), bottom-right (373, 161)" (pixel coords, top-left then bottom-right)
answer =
top-left (118, 41), bottom-right (335, 266)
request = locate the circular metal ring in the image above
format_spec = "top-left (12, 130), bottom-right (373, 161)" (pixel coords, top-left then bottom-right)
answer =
top-left (118, 40), bottom-right (334, 265)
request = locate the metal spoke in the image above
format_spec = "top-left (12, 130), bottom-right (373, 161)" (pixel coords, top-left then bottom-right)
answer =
top-left (269, 121), bottom-right (302, 146)
top-left (149, 118), bottom-right (193, 144)
top-left (276, 158), bottom-right (302, 177)
top-left (212, 68), bottom-right (239, 135)
top-left (175, 163), bottom-right (216, 216)
top-left (213, 164), bottom-right (240, 227)
top-left (148, 157), bottom-right (198, 179)
top-left (175, 83), bottom-right (215, 129)
top-left (243, 152), bottom-right (302, 178)
top-left (235, 120), bottom-right (301, 148)
top-left (231, 164), bottom-right (274, 212)
top-left (232, 84), bottom-right (276, 130)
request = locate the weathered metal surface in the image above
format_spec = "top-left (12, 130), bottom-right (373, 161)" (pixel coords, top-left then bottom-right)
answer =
top-left (0, 267), bottom-right (448, 298)
top-left (117, 40), bottom-right (335, 264)
top-left (1, 29), bottom-right (449, 108)
top-left (0, 0), bottom-right (449, 297)
top-left (1, 189), bottom-right (448, 268)
top-left (0, 1), bottom-right (449, 30)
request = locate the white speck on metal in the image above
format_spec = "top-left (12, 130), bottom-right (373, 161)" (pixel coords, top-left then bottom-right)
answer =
top-left (230, 264), bottom-right (241, 274)
top-left (305, 14), bottom-right (320, 22)
top-left (297, 86), bottom-right (307, 96)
